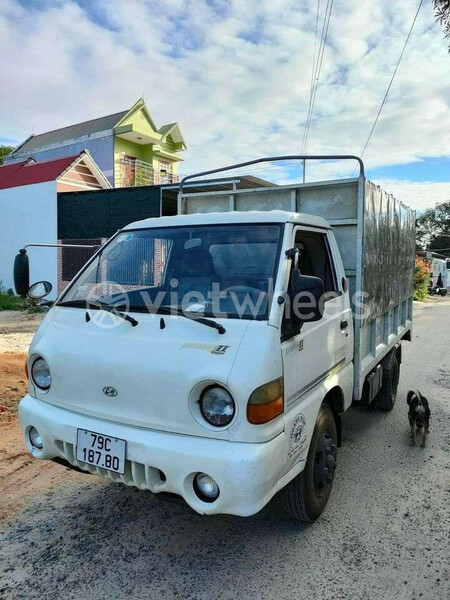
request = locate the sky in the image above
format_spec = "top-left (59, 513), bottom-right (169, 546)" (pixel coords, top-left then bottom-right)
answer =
top-left (0, 0), bottom-right (449, 211)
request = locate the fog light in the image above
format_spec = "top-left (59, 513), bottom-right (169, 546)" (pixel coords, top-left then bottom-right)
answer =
top-left (193, 472), bottom-right (220, 503)
top-left (29, 427), bottom-right (43, 450)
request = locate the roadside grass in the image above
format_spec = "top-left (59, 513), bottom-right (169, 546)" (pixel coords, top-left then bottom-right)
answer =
top-left (0, 284), bottom-right (43, 313)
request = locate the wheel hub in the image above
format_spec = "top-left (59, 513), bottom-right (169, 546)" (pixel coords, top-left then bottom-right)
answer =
top-left (313, 432), bottom-right (337, 495)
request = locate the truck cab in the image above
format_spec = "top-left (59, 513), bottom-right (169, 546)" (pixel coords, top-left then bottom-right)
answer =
top-left (19, 210), bottom-right (353, 520)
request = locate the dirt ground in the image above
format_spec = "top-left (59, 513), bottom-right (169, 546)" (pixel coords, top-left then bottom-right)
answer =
top-left (0, 310), bottom-right (44, 420)
top-left (0, 310), bottom-right (79, 523)
top-left (0, 310), bottom-right (44, 353)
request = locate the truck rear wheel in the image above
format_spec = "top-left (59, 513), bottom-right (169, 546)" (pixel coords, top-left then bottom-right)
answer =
top-left (376, 351), bottom-right (400, 411)
top-left (281, 404), bottom-right (337, 522)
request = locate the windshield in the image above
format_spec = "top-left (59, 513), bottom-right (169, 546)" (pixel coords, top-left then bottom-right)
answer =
top-left (58, 223), bottom-right (283, 320)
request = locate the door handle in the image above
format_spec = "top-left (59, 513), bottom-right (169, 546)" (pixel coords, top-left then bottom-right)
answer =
top-left (340, 320), bottom-right (349, 330)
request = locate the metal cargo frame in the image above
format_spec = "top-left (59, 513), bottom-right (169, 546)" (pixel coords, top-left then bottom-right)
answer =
top-left (178, 162), bottom-right (415, 401)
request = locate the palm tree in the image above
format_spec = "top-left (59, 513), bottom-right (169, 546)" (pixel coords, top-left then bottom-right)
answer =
top-left (434, 1), bottom-right (450, 49)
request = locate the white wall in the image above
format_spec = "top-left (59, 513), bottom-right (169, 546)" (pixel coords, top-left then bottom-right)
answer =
top-left (0, 181), bottom-right (58, 299)
top-left (431, 257), bottom-right (450, 289)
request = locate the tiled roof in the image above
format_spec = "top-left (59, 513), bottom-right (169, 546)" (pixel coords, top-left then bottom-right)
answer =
top-left (158, 123), bottom-right (178, 137)
top-left (12, 110), bottom-right (128, 156)
top-left (0, 155), bottom-right (79, 190)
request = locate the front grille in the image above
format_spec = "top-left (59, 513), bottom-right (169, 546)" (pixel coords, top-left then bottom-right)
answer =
top-left (55, 440), bottom-right (167, 492)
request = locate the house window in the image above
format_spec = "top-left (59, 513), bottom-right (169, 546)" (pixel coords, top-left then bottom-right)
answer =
top-left (158, 161), bottom-right (172, 184)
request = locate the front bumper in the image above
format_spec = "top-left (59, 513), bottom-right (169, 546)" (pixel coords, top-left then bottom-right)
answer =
top-left (19, 395), bottom-right (302, 517)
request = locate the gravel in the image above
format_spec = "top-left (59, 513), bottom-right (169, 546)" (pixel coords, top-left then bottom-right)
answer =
top-left (0, 299), bottom-right (449, 600)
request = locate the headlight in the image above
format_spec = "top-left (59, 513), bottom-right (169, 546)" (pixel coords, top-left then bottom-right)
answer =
top-left (31, 357), bottom-right (51, 390)
top-left (200, 386), bottom-right (235, 427)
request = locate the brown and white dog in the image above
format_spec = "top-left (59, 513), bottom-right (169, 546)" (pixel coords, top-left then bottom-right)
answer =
top-left (407, 390), bottom-right (430, 447)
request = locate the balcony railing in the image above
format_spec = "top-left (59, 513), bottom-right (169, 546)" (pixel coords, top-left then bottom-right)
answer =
top-left (117, 156), bottom-right (178, 187)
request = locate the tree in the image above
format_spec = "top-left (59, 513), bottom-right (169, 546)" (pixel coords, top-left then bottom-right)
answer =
top-left (0, 145), bottom-right (14, 165)
top-left (416, 200), bottom-right (450, 252)
top-left (413, 257), bottom-right (432, 301)
top-left (434, 1), bottom-right (450, 49)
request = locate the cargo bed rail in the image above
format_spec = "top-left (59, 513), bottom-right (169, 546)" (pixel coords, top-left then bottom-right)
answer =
top-left (179, 154), bottom-right (364, 195)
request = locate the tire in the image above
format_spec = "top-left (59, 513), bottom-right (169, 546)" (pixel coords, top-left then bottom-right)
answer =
top-left (377, 350), bottom-right (400, 411)
top-left (281, 404), bottom-right (337, 522)
top-left (439, 289), bottom-right (448, 297)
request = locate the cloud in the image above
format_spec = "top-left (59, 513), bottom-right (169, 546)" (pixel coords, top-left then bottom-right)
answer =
top-left (375, 180), bottom-right (450, 212)
top-left (0, 0), bottom-right (449, 209)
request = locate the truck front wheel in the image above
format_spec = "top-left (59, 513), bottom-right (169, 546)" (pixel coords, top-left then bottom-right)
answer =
top-left (281, 404), bottom-right (337, 522)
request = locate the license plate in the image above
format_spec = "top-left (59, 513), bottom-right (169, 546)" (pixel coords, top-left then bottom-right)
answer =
top-left (76, 429), bottom-right (126, 474)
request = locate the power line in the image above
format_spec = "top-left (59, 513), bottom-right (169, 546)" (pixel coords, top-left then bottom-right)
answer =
top-left (307, 0), bottom-right (334, 152)
top-left (302, 0), bottom-right (321, 153)
top-left (301, 0), bottom-right (334, 156)
top-left (301, 0), bottom-right (330, 154)
top-left (358, 0), bottom-right (424, 161)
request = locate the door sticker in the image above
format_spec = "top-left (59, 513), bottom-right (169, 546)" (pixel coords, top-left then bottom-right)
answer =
top-left (181, 343), bottom-right (231, 355)
top-left (288, 413), bottom-right (307, 459)
top-left (285, 340), bottom-right (304, 355)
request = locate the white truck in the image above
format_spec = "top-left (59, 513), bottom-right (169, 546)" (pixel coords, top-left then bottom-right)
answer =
top-left (14, 156), bottom-right (415, 522)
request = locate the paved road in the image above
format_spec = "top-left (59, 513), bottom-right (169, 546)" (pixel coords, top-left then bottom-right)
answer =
top-left (1, 299), bottom-right (449, 600)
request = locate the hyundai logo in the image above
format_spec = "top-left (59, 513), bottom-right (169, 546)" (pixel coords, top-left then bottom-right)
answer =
top-left (103, 386), bottom-right (118, 397)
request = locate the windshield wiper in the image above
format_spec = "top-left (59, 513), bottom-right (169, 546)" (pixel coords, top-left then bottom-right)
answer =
top-left (57, 300), bottom-right (222, 333)
top-left (155, 306), bottom-right (226, 335)
top-left (57, 300), bottom-right (90, 308)
top-left (85, 301), bottom-right (138, 327)
top-left (57, 300), bottom-right (137, 327)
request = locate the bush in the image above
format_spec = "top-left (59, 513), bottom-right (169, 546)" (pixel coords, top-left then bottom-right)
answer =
top-left (413, 258), bottom-right (431, 301)
top-left (0, 281), bottom-right (40, 311)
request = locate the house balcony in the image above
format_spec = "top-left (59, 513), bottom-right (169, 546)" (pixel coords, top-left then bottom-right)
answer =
top-left (117, 156), bottom-right (178, 187)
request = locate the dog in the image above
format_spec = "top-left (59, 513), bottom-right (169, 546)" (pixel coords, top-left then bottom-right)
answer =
top-left (407, 390), bottom-right (430, 447)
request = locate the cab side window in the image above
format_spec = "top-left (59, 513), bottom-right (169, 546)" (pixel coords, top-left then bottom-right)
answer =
top-left (295, 230), bottom-right (337, 293)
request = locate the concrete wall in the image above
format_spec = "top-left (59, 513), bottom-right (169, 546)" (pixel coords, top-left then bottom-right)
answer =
top-left (0, 181), bottom-right (58, 299)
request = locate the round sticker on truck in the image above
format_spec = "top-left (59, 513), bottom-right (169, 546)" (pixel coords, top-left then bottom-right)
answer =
top-left (288, 413), bottom-right (307, 459)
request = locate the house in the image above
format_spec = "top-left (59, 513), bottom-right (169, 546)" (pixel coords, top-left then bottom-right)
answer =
top-left (4, 98), bottom-right (186, 187)
top-left (0, 152), bottom-right (110, 298)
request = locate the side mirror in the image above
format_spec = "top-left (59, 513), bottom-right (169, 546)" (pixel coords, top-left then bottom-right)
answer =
top-left (28, 281), bottom-right (52, 300)
top-left (14, 250), bottom-right (30, 297)
top-left (289, 270), bottom-right (325, 323)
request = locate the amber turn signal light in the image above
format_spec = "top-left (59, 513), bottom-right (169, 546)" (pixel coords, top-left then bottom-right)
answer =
top-left (247, 378), bottom-right (284, 424)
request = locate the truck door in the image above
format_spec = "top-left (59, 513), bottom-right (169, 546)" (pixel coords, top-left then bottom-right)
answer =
top-left (281, 227), bottom-right (353, 412)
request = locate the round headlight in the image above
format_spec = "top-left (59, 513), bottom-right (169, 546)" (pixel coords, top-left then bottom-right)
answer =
top-left (31, 357), bottom-right (51, 390)
top-left (200, 387), bottom-right (235, 427)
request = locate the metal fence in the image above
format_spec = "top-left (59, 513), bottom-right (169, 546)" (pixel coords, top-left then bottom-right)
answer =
top-left (61, 239), bottom-right (103, 282)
